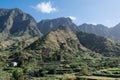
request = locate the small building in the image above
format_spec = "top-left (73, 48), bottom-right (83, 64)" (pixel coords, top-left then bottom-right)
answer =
top-left (10, 62), bottom-right (18, 67)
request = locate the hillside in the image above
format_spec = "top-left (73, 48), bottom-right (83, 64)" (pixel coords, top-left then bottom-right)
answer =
top-left (26, 25), bottom-right (97, 61)
top-left (26, 25), bottom-right (120, 58)
top-left (77, 32), bottom-right (120, 56)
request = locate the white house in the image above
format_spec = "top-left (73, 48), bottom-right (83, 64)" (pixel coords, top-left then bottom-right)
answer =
top-left (11, 62), bottom-right (18, 67)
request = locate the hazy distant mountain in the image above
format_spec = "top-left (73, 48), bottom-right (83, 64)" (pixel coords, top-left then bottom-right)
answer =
top-left (110, 23), bottom-right (120, 40)
top-left (37, 17), bottom-right (78, 34)
top-left (0, 8), bottom-right (41, 39)
top-left (78, 23), bottom-right (120, 41)
top-left (78, 23), bottom-right (109, 37)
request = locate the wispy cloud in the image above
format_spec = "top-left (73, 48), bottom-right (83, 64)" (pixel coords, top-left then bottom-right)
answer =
top-left (68, 16), bottom-right (76, 21)
top-left (31, 1), bottom-right (57, 13)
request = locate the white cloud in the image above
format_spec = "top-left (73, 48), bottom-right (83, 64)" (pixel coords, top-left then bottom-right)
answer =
top-left (32, 1), bottom-right (57, 13)
top-left (68, 16), bottom-right (76, 21)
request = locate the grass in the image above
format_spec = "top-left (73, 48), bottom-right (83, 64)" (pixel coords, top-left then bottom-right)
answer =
top-left (77, 76), bottom-right (120, 80)
top-left (95, 68), bottom-right (120, 76)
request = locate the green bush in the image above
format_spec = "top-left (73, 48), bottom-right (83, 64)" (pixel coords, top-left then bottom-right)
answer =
top-left (12, 69), bottom-right (24, 80)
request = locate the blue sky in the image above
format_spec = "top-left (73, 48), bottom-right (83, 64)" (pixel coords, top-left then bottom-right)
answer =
top-left (0, 0), bottom-right (120, 27)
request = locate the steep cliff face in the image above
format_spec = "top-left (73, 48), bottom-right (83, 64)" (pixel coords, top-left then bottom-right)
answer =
top-left (0, 8), bottom-right (41, 37)
top-left (110, 23), bottom-right (120, 40)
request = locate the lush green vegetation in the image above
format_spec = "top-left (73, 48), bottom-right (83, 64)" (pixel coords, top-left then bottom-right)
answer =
top-left (0, 26), bottom-right (120, 80)
top-left (77, 32), bottom-right (120, 56)
top-left (0, 50), bottom-right (119, 80)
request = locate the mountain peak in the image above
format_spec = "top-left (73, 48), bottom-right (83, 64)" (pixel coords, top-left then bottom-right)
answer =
top-left (37, 17), bottom-right (77, 34)
top-left (114, 23), bottom-right (120, 28)
top-left (55, 17), bottom-right (72, 21)
top-left (0, 8), bottom-right (23, 15)
top-left (79, 23), bottom-right (109, 37)
top-left (0, 8), bottom-right (41, 40)
top-left (10, 8), bottom-right (23, 14)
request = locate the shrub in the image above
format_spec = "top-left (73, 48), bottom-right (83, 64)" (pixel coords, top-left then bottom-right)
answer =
top-left (12, 69), bottom-right (24, 80)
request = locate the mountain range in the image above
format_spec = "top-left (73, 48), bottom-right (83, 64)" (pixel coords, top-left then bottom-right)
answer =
top-left (0, 8), bottom-right (120, 57)
top-left (1, 8), bottom-right (120, 41)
